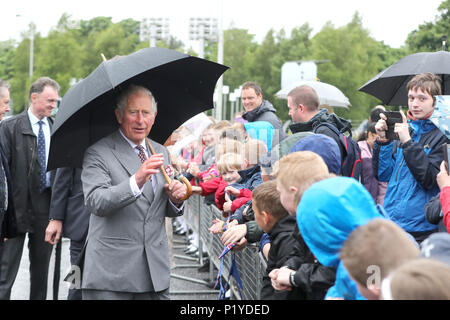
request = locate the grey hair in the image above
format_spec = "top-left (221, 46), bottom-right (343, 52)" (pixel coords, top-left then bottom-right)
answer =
top-left (116, 84), bottom-right (158, 116)
top-left (0, 79), bottom-right (10, 98)
top-left (29, 77), bottom-right (60, 99)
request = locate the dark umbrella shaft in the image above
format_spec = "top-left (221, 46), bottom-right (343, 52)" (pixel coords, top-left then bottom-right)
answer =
top-left (53, 240), bottom-right (62, 300)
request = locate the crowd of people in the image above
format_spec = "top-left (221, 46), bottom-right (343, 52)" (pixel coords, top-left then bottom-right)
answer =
top-left (0, 73), bottom-right (449, 301)
top-left (171, 75), bottom-right (450, 300)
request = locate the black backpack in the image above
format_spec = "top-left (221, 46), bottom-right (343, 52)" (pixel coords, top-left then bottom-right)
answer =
top-left (313, 122), bottom-right (362, 181)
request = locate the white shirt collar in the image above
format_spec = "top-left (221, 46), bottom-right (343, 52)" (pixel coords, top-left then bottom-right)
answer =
top-left (118, 129), bottom-right (147, 152)
top-left (27, 108), bottom-right (49, 126)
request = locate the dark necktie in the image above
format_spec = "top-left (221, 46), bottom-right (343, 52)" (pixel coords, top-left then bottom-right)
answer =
top-left (37, 121), bottom-right (47, 192)
top-left (136, 145), bottom-right (147, 163)
top-left (136, 145), bottom-right (154, 195)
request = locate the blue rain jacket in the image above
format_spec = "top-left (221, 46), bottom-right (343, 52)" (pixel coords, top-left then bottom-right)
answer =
top-left (244, 121), bottom-right (274, 152)
top-left (297, 177), bottom-right (383, 299)
top-left (373, 118), bottom-right (448, 233)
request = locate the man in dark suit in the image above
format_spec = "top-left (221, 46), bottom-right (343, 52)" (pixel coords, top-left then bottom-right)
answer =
top-left (81, 84), bottom-right (186, 300)
top-left (45, 167), bottom-right (89, 300)
top-left (0, 77), bottom-right (59, 300)
top-left (0, 79), bottom-right (17, 279)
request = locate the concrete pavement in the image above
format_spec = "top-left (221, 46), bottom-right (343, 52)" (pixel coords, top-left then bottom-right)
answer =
top-left (10, 232), bottom-right (218, 300)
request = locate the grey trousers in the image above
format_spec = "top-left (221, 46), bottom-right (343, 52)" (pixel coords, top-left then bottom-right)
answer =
top-left (82, 288), bottom-right (170, 300)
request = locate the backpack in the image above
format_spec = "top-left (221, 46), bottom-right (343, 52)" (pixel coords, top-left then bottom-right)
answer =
top-left (313, 122), bottom-right (362, 181)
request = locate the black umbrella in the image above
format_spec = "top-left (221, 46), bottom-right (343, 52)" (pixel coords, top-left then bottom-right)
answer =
top-left (48, 47), bottom-right (228, 171)
top-left (359, 50), bottom-right (450, 106)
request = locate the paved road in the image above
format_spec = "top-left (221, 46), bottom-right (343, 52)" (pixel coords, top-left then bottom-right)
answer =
top-left (11, 237), bottom-right (70, 300)
top-left (10, 232), bottom-right (217, 300)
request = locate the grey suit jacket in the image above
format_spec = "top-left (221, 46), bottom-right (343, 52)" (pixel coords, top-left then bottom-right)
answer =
top-left (81, 130), bottom-right (183, 293)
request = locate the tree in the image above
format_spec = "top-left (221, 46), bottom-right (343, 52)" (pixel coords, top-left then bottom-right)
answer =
top-left (34, 28), bottom-right (82, 96)
top-left (210, 28), bottom-right (257, 91)
top-left (406, 0), bottom-right (450, 52)
top-left (271, 24), bottom-right (313, 120)
top-left (81, 23), bottom-right (139, 77)
top-left (308, 13), bottom-right (389, 121)
top-left (78, 16), bottom-right (113, 38)
top-left (9, 32), bottom-right (44, 113)
top-left (0, 40), bottom-right (16, 80)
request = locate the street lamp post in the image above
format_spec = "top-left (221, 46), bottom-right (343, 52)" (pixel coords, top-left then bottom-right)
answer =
top-left (189, 17), bottom-right (220, 119)
top-left (221, 85), bottom-right (229, 120)
top-left (216, 0), bottom-right (225, 121)
top-left (16, 15), bottom-right (35, 79)
top-left (229, 92), bottom-right (236, 121)
top-left (28, 22), bottom-right (35, 79)
top-left (140, 18), bottom-right (170, 47)
top-left (232, 87), bottom-right (242, 113)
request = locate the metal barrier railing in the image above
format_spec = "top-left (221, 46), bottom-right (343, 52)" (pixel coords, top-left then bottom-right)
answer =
top-left (182, 194), bottom-right (267, 300)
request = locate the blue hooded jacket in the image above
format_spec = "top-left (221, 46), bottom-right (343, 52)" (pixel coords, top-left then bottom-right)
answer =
top-left (244, 121), bottom-right (274, 152)
top-left (373, 117), bottom-right (448, 233)
top-left (297, 177), bottom-right (383, 299)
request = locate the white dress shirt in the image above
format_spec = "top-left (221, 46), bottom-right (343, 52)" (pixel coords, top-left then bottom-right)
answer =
top-left (28, 108), bottom-right (51, 188)
top-left (118, 129), bottom-right (184, 210)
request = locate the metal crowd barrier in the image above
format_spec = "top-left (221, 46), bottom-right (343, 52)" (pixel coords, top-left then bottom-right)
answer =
top-left (182, 194), bottom-right (267, 300)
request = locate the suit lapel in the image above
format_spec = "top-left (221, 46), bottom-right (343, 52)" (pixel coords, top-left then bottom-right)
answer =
top-left (111, 131), bottom-right (141, 176)
top-left (111, 131), bottom-right (154, 203)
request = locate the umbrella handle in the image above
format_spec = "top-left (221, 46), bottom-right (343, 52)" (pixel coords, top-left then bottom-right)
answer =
top-left (145, 138), bottom-right (193, 201)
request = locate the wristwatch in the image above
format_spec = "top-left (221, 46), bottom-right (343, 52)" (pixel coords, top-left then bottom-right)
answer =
top-left (289, 271), bottom-right (297, 287)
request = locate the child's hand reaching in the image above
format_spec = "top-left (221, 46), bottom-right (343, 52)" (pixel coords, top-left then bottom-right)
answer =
top-left (223, 200), bottom-right (232, 213)
top-left (208, 219), bottom-right (226, 234)
top-left (225, 186), bottom-right (240, 197)
top-left (221, 223), bottom-right (246, 246)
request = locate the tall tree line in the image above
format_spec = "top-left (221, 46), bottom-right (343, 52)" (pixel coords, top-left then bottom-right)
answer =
top-left (0, 1), bottom-right (448, 122)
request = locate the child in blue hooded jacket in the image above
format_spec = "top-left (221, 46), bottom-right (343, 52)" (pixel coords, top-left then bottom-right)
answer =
top-left (297, 177), bottom-right (383, 300)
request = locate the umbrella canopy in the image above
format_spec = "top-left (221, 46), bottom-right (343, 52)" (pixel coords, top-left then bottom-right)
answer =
top-left (430, 95), bottom-right (450, 140)
top-left (359, 50), bottom-right (450, 106)
top-left (48, 47), bottom-right (228, 170)
top-left (275, 80), bottom-right (351, 108)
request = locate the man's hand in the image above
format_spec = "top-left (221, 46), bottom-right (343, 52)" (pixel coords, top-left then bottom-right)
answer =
top-left (269, 267), bottom-right (293, 291)
top-left (45, 220), bottom-right (63, 245)
top-left (394, 110), bottom-right (411, 144)
top-left (165, 179), bottom-right (187, 205)
top-left (375, 113), bottom-right (388, 140)
top-left (437, 161), bottom-right (450, 190)
top-left (135, 153), bottom-right (164, 189)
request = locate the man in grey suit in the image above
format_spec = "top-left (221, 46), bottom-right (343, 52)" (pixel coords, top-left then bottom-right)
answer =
top-left (81, 84), bottom-right (187, 300)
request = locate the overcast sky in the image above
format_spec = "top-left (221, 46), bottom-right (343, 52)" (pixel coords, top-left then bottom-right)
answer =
top-left (0, 0), bottom-right (444, 50)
